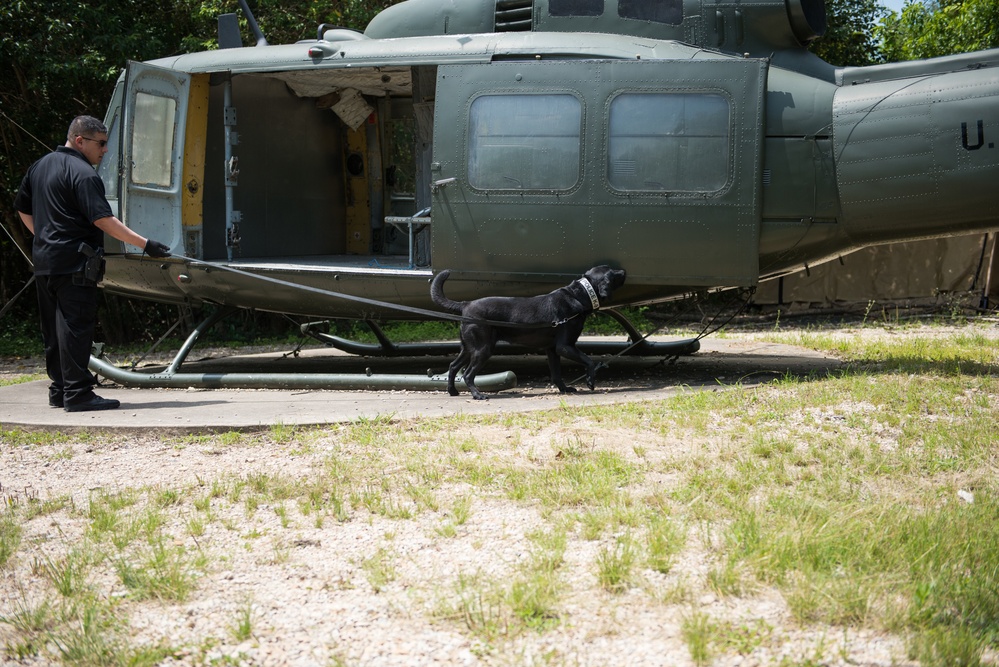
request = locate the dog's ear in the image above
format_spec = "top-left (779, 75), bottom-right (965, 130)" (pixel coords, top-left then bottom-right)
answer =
top-left (584, 265), bottom-right (608, 279)
top-left (585, 265), bottom-right (622, 283)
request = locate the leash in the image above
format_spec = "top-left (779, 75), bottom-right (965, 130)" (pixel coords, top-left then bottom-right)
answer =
top-left (566, 286), bottom-right (756, 385)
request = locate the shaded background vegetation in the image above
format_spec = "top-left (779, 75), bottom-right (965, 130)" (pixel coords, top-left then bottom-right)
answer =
top-left (0, 0), bottom-right (394, 354)
top-left (1, 0), bottom-right (997, 355)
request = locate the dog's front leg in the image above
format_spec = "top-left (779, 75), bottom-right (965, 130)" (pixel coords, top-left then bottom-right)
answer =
top-left (555, 344), bottom-right (598, 390)
top-left (546, 349), bottom-right (576, 393)
top-left (462, 362), bottom-right (489, 399)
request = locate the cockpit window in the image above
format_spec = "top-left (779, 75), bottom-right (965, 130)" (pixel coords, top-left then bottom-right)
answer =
top-left (131, 91), bottom-right (176, 188)
top-left (608, 93), bottom-right (729, 193)
top-left (468, 94), bottom-right (582, 191)
top-left (618, 0), bottom-right (683, 25)
top-left (549, 0), bottom-right (603, 16)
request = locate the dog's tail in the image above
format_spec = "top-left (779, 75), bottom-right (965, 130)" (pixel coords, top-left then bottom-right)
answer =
top-left (430, 270), bottom-right (465, 314)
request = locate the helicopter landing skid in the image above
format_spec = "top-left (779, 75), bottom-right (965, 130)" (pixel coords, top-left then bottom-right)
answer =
top-left (300, 314), bottom-right (701, 358)
top-left (87, 308), bottom-right (516, 393)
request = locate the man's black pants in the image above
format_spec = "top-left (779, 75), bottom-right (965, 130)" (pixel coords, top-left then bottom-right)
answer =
top-left (35, 273), bottom-right (99, 406)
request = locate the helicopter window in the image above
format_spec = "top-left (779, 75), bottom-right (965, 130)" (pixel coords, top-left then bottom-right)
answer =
top-left (618, 0), bottom-right (683, 25)
top-left (467, 94), bottom-right (581, 191)
top-left (131, 91), bottom-right (176, 188)
top-left (607, 93), bottom-right (729, 193)
top-left (549, 0), bottom-right (603, 17)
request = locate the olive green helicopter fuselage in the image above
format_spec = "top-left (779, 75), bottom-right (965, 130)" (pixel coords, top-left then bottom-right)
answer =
top-left (94, 0), bottom-right (999, 320)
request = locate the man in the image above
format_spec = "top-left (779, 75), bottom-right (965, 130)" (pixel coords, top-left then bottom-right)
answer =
top-left (14, 115), bottom-right (171, 412)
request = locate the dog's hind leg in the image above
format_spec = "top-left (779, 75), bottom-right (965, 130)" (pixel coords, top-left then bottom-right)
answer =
top-left (461, 348), bottom-right (494, 400)
top-left (447, 346), bottom-right (471, 396)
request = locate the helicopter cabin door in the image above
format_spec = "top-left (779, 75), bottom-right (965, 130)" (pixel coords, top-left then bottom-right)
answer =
top-left (431, 58), bottom-right (766, 287)
top-left (120, 61), bottom-right (192, 255)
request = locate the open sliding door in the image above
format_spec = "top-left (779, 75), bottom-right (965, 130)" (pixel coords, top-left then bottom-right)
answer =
top-left (120, 61), bottom-right (192, 254)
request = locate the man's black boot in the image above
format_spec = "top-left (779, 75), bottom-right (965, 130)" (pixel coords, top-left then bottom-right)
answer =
top-left (64, 395), bottom-right (120, 412)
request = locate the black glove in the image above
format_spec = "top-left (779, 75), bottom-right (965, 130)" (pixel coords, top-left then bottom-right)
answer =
top-left (144, 239), bottom-right (171, 258)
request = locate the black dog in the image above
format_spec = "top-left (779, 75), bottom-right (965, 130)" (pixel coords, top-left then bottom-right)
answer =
top-left (430, 266), bottom-right (627, 399)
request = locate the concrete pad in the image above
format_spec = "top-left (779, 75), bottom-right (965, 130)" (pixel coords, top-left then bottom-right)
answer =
top-left (0, 337), bottom-right (841, 433)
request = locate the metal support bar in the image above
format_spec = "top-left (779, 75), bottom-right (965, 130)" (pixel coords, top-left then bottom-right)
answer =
top-left (602, 308), bottom-right (645, 342)
top-left (167, 307), bottom-right (235, 374)
top-left (88, 355), bottom-right (516, 392)
top-left (385, 209), bottom-right (431, 268)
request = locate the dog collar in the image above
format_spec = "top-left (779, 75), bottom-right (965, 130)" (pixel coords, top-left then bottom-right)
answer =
top-left (578, 277), bottom-right (600, 310)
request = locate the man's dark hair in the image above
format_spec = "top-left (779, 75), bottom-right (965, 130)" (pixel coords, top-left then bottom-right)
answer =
top-left (67, 115), bottom-right (108, 141)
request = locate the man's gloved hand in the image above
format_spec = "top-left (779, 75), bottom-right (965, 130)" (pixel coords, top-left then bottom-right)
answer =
top-left (144, 239), bottom-right (171, 258)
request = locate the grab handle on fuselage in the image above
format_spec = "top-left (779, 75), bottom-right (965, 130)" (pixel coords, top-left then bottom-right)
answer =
top-left (431, 177), bottom-right (456, 193)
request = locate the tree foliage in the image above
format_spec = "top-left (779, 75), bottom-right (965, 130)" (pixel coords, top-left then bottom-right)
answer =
top-left (810, 0), bottom-right (889, 66)
top-left (0, 0), bottom-right (213, 332)
top-left (242, 0), bottom-right (395, 43)
top-left (0, 0), bottom-right (392, 343)
top-left (877, 0), bottom-right (999, 62)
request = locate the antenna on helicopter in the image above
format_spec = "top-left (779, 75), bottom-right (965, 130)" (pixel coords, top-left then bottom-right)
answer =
top-left (217, 0), bottom-right (268, 48)
top-left (237, 0), bottom-right (268, 46)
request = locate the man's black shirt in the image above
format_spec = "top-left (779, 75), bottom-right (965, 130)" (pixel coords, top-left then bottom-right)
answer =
top-left (14, 146), bottom-right (114, 275)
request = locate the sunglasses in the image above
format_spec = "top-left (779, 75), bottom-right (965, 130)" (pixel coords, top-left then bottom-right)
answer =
top-left (80, 136), bottom-right (108, 148)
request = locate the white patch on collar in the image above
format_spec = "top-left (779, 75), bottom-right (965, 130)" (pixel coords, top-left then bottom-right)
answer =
top-left (579, 277), bottom-right (600, 310)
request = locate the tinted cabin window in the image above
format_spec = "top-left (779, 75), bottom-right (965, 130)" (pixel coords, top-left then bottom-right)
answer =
top-left (468, 94), bottom-right (582, 191)
top-left (131, 92), bottom-right (176, 187)
top-left (549, 0), bottom-right (603, 16)
top-left (619, 0), bottom-right (683, 24)
top-left (608, 93), bottom-right (729, 193)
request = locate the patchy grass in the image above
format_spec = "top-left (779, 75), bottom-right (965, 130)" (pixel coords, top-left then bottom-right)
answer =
top-left (0, 374), bottom-right (45, 388)
top-left (1, 323), bottom-right (998, 664)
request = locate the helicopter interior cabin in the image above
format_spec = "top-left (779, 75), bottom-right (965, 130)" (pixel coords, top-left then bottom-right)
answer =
top-left (198, 66), bottom-right (436, 269)
top-left (103, 62), bottom-right (437, 272)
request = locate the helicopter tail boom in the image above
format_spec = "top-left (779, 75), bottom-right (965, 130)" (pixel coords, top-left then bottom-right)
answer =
top-left (833, 51), bottom-right (999, 246)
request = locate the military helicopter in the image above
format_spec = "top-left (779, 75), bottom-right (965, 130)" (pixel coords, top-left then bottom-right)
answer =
top-left (23, 0), bottom-right (999, 389)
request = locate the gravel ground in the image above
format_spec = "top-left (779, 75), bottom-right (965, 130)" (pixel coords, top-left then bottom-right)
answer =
top-left (2, 322), bottom-right (997, 666)
top-left (0, 430), bottom-right (913, 667)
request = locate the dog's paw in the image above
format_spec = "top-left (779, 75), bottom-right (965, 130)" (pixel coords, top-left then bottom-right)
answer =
top-left (448, 387), bottom-right (459, 397)
top-left (558, 385), bottom-right (578, 394)
top-left (472, 393), bottom-right (489, 400)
